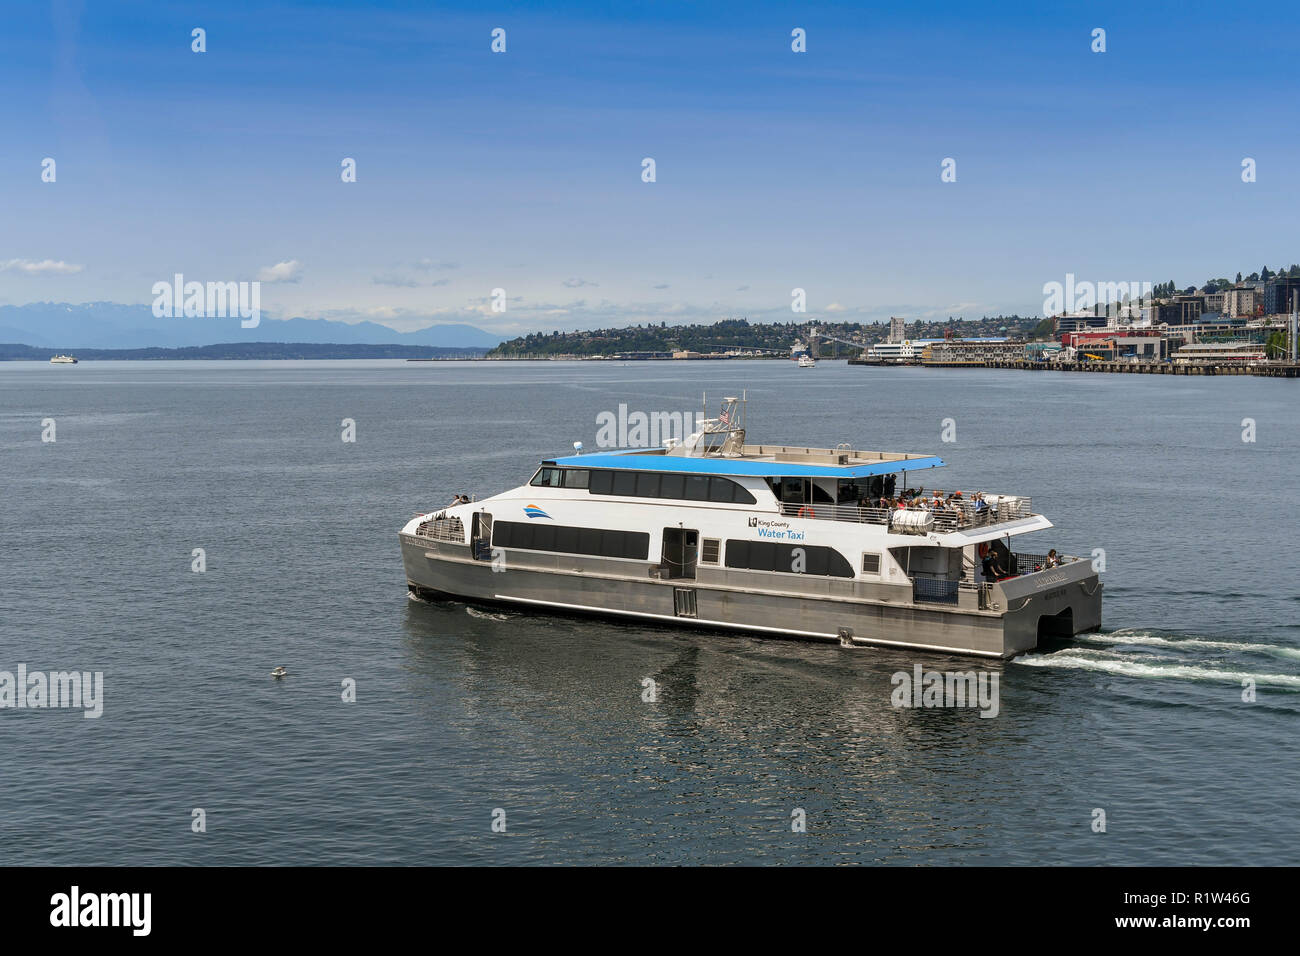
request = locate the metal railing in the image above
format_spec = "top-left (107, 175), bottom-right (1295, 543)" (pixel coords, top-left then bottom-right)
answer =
top-left (1009, 551), bottom-right (1078, 575)
top-left (778, 495), bottom-right (1033, 531)
top-left (414, 515), bottom-right (465, 543)
top-left (912, 577), bottom-right (959, 605)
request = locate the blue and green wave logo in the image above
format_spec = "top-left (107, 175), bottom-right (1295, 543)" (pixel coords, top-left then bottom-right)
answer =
top-left (523, 504), bottom-right (551, 519)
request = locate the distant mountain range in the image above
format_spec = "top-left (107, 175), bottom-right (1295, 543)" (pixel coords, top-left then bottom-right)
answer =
top-left (0, 302), bottom-right (503, 350)
top-left (0, 343), bottom-right (486, 361)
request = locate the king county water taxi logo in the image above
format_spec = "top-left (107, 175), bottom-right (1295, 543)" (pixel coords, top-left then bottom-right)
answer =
top-left (523, 504), bottom-right (551, 519)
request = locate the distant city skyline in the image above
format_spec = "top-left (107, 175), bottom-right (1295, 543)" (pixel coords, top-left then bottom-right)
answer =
top-left (4, 0), bottom-right (1300, 339)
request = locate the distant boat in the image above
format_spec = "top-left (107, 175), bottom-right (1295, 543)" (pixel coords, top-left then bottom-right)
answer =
top-left (797, 354), bottom-right (816, 368)
top-left (49, 354), bottom-right (78, 364)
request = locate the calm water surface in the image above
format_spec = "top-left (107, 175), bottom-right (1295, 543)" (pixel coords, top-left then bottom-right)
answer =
top-left (2, 359), bottom-right (1297, 865)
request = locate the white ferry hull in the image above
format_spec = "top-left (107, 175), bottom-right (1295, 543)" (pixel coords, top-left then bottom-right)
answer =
top-left (400, 533), bottom-right (1101, 659)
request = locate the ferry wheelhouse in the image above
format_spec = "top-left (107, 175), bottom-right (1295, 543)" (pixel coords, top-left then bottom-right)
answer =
top-left (399, 398), bottom-right (1102, 658)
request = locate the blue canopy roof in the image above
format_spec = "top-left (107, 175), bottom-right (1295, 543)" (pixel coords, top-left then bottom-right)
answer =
top-left (547, 451), bottom-right (945, 479)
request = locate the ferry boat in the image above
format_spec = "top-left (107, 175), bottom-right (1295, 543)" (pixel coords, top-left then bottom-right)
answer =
top-left (399, 398), bottom-right (1102, 658)
top-left (797, 354), bottom-right (816, 368)
top-left (49, 354), bottom-right (78, 364)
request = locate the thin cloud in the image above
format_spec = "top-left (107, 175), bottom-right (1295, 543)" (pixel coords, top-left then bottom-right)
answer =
top-left (1, 258), bottom-right (84, 275)
top-left (562, 278), bottom-right (599, 288)
top-left (413, 258), bottom-right (459, 271)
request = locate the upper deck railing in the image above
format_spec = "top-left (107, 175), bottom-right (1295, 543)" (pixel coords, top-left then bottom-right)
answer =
top-left (778, 495), bottom-right (1033, 532)
top-left (413, 514), bottom-right (465, 543)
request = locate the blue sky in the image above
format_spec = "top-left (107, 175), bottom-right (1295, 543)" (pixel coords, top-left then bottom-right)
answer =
top-left (2, 0), bottom-right (1298, 337)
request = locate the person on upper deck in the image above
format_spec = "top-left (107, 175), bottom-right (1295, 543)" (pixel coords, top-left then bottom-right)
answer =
top-left (1046, 549), bottom-right (1061, 568)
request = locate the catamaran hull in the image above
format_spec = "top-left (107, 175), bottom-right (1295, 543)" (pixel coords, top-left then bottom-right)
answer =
top-left (401, 535), bottom-right (1101, 659)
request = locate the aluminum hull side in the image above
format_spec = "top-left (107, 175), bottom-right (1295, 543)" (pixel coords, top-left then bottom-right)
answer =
top-left (401, 535), bottom-right (1103, 659)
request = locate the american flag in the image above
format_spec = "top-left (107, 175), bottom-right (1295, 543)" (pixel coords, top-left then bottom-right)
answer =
top-left (719, 409), bottom-right (731, 425)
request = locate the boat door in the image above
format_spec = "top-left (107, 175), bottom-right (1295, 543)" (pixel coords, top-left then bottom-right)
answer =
top-left (471, 512), bottom-right (493, 561)
top-left (660, 527), bottom-right (698, 579)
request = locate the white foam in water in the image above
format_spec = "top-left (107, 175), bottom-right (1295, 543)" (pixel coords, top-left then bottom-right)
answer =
top-left (466, 607), bottom-right (511, 621)
top-left (1016, 653), bottom-right (1300, 688)
top-left (1079, 629), bottom-right (1300, 661)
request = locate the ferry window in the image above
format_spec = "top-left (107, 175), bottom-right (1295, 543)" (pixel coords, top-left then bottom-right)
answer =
top-left (496, 523), bottom-right (530, 549)
top-left (707, 477), bottom-right (735, 502)
top-left (586, 468), bottom-right (753, 504)
top-left (493, 521), bottom-right (648, 560)
top-left (701, 538), bottom-right (720, 564)
top-left (862, 552), bottom-right (881, 575)
top-left (684, 475), bottom-right (710, 501)
top-left (725, 539), bottom-right (748, 568)
top-left (658, 473), bottom-right (685, 499)
top-left (601, 529), bottom-right (627, 557)
top-left (625, 530), bottom-right (650, 559)
top-left (532, 525), bottom-right (556, 551)
top-left (635, 472), bottom-right (661, 497)
top-left (724, 479), bottom-right (756, 504)
top-left (530, 467), bottom-right (562, 487)
top-left (724, 540), bottom-right (853, 578)
top-left (823, 548), bottom-right (853, 577)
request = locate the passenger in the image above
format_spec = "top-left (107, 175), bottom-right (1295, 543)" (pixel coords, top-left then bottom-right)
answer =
top-left (1046, 549), bottom-right (1061, 568)
top-left (987, 551), bottom-right (1010, 580)
top-left (974, 493), bottom-right (988, 513)
top-left (884, 474), bottom-right (896, 498)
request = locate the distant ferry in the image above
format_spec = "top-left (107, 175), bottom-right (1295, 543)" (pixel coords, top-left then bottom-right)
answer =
top-left (49, 354), bottom-right (78, 364)
top-left (797, 354), bottom-right (816, 368)
top-left (400, 398), bottom-right (1102, 658)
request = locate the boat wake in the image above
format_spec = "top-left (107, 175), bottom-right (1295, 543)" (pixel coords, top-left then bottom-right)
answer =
top-left (1016, 627), bottom-right (1300, 690)
top-left (465, 607), bottom-right (512, 622)
top-left (1076, 628), bottom-right (1300, 661)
